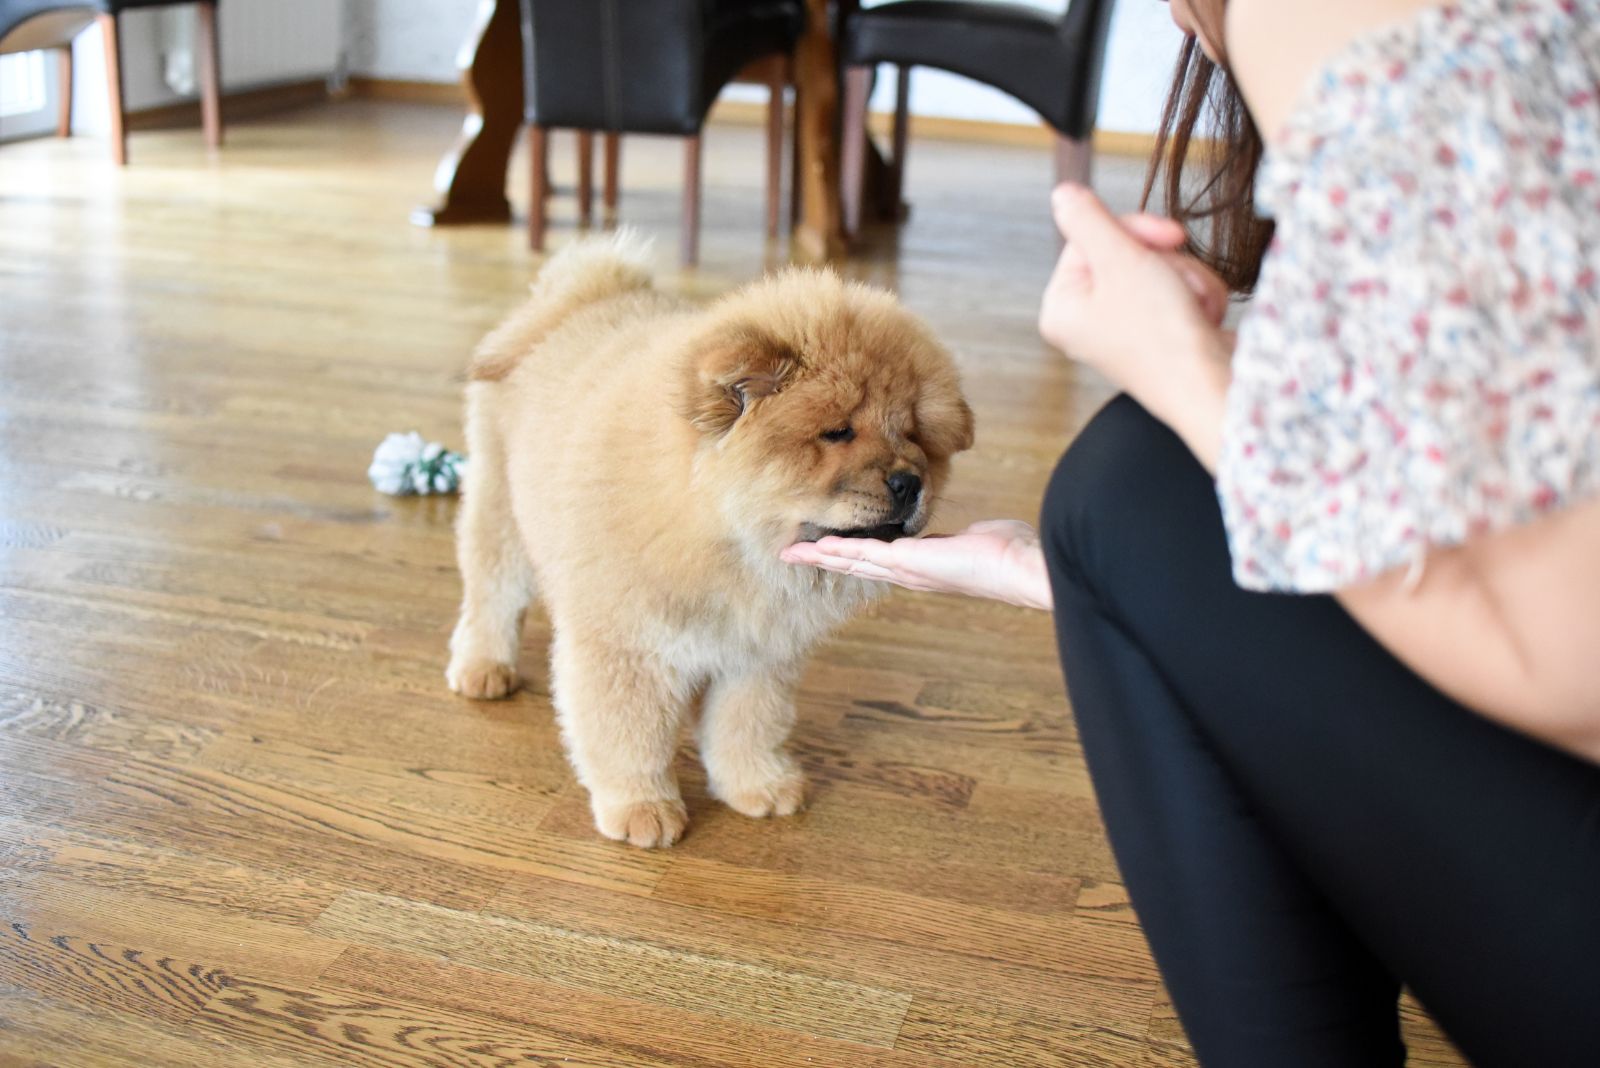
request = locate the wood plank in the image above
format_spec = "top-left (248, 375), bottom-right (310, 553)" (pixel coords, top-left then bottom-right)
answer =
top-left (0, 734), bottom-right (509, 911)
top-left (189, 977), bottom-right (671, 1068)
top-left (0, 984), bottom-right (341, 1068)
top-left (0, 822), bottom-right (337, 927)
top-left (0, 873), bottom-right (347, 988)
top-left (310, 890), bottom-right (913, 1047)
top-left (486, 873), bottom-right (1157, 1032)
top-left (321, 944), bottom-right (964, 1068)
top-left (652, 856), bottom-right (1096, 974)
top-left (1, 922), bottom-right (231, 1025)
top-left (897, 996), bottom-right (1159, 1068)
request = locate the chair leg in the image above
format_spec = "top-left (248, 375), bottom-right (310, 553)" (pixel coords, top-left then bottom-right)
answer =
top-left (98, 14), bottom-right (126, 165)
top-left (840, 65), bottom-right (870, 238)
top-left (888, 65), bottom-right (911, 212)
top-left (529, 126), bottom-right (549, 250)
top-left (56, 46), bottom-right (73, 137)
top-left (681, 134), bottom-right (701, 268)
top-left (602, 133), bottom-right (620, 216)
top-left (1054, 133), bottom-right (1092, 188)
top-left (765, 60), bottom-right (786, 238)
top-left (789, 81), bottom-right (802, 227)
top-left (577, 130), bottom-right (594, 226)
top-left (197, 0), bottom-right (222, 149)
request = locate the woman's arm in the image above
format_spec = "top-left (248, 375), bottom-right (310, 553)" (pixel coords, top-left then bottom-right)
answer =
top-left (1212, 0), bottom-right (1600, 761)
top-left (1338, 501), bottom-right (1600, 762)
top-left (1145, 327), bottom-right (1600, 761)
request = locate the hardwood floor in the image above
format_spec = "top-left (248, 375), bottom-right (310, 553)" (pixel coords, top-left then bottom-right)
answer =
top-left (0, 101), bottom-right (1466, 1067)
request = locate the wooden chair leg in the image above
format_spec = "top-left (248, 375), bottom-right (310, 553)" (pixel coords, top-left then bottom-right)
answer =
top-left (602, 133), bottom-right (620, 216)
top-left (529, 126), bottom-right (549, 250)
top-left (789, 81), bottom-right (802, 228)
top-left (577, 130), bottom-right (594, 225)
top-left (888, 64), bottom-right (911, 212)
top-left (765, 60), bottom-right (786, 239)
top-left (681, 134), bottom-right (701, 268)
top-left (98, 13), bottom-right (126, 165)
top-left (1054, 133), bottom-right (1092, 188)
top-left (56, 46), bottom-right (73, 137)
top-left (197, 0), bottom-right (223, 149)
top-left (840, 65), bottom-right (870, 238)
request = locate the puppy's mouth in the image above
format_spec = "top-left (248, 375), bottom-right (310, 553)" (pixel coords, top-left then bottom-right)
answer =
top-left (798, 520), bottom-right (910, 542)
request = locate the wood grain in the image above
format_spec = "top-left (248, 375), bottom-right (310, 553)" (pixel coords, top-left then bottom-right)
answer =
top-left (0, 100), bottom-right (1473, 1066)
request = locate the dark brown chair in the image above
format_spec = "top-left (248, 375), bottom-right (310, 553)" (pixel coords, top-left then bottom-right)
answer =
top-left (0, 0), bottom-right (221, 164)
top-left (518, 0), bottom-right (806, 266)
top-left (838, 0), bottom-right (1117, 236)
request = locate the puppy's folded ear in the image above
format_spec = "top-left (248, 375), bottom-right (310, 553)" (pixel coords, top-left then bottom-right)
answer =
top-left (916, 376), bottom-right (976, 458)
top-left (682, 326), bottom-right (799, 435)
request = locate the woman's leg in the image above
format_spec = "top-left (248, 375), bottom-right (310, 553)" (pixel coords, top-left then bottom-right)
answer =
top-left (1040, 395), bottom-right (1600, 1067)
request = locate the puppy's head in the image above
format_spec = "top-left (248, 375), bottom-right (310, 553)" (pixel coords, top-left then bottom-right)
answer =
top-left (681, 270), bottom-right (973, 551)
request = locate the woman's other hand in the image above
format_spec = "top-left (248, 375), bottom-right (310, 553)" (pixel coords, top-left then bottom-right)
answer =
top-left (1041, 183), bottom-right (1234, 469)
top-left (780, 520), bottom-right (1053, 610)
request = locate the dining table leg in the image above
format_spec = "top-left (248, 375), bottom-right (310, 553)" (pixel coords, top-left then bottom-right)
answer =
top-left (410, 0), bottom-right (525, 227)
top-left (790, 0), bottom-right (847, 261)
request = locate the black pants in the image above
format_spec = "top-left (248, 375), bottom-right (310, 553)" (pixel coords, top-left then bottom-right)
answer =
top-left (1040, 396), bottom-right (1600, 1068)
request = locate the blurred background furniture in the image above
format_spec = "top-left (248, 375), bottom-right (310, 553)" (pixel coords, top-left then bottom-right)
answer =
top-left (519, 0), bottom-right (805, 266)
top-left (413, 0), bottom-right (848, 263)
top-left (0, 0), bottom-right (221, 164)
top-left (558, 53), bottom-right (794, 258)
top-left (838, 0), bottom-right (1116, 236)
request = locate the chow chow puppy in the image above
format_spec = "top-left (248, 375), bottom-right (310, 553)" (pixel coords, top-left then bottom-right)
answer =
top-left (446, 234), bottom-right (973, 847)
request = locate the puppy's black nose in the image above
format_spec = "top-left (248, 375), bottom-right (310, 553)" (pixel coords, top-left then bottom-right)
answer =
top-left (886, 472), bottom-right (921, 513)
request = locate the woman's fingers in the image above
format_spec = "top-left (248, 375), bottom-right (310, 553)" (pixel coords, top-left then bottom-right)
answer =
top-left (1053, 191), bottom-right (1217, 319)
top-left (780, 543), bottom-right (900, 583)
top-left (1121, 213), bottom-right (1188, 250)
top-left (1050, 184), bottom-right (1138, 260)
top-left (781, 537), bottom-right (892, 567)
top-left (1167, 257), bottom-right (1230, 324)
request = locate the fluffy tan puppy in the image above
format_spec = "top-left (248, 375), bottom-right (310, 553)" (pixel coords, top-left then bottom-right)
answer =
top-left (447, 234), bottom-right (973, 848)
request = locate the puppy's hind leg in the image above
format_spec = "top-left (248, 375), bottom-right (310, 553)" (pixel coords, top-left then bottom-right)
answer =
top-left (447, 388), bottom-right (535, 699)
top-left (700, 667), bottom-right (806, 819)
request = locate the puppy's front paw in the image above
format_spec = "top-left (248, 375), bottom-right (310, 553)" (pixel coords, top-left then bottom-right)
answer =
top-left (594, 798), bottom-right (689, 849)
top-left (718, 767), bottom-right (806, 819)
top-left (446, 657), bottom-right (520, 700)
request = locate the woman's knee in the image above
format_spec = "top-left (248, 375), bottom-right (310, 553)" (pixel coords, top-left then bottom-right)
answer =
top-left (1040, 394), bottom-right (1210, 588)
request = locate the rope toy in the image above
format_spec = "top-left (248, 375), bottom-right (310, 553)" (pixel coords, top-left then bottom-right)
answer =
top-left (368, 432), bottom-right (467, 496)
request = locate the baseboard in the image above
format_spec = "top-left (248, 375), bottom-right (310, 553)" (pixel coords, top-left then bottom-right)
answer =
top-left (126, 78), bottom-right (329, 131)
top-left (343, 77), bottom-right (466, 106)
top-left (709, 97), bottom-right (1163, 158)
top-left (342, 76), bottom-right (1162, 159)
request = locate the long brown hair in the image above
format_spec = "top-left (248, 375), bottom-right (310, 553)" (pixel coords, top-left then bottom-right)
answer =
top-left (1142, 34), bottom-right (1276, 294)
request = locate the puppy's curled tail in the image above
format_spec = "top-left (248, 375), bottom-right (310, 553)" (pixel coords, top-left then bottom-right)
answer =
top-left (468, 229), bottom-right (656, 382)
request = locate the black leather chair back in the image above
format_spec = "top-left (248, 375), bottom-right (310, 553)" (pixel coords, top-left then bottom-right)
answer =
top-left (842, 0), bottom-right (1117, 140)
top-left (3, 0), bottom-right (216, 45)
top-left (519, 0), bottom-right (804, 136)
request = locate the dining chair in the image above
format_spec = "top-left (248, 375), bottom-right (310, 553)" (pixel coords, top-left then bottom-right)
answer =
top-left (837, 0), bottom-right (1117, 236)
top-left (0, 0), bottom-right (221, 165)
top-left (518, 0), bottom-right (805, 266)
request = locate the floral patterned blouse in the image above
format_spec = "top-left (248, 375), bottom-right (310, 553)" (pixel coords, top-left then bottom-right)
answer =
top-left (1218, 0), bottom-right (1600, 592)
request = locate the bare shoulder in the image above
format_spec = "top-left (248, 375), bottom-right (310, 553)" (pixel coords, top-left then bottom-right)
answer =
top-left (1225, 0), bottom-right (1444, 139)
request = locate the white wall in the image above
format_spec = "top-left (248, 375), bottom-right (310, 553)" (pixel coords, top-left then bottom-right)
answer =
top-left (343, 0), bottom-right (478, 83)
top-left (341, 0), bottom-right (1186, 136)
top-left (68, 0), bottom-right (342, 134)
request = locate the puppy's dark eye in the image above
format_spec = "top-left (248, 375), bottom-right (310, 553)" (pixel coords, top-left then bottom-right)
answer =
top-left (820, 426), bottom-right (855, 443)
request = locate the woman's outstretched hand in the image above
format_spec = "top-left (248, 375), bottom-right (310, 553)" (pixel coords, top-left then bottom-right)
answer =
top-left (780, 520), bottom-right (1053, 610)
